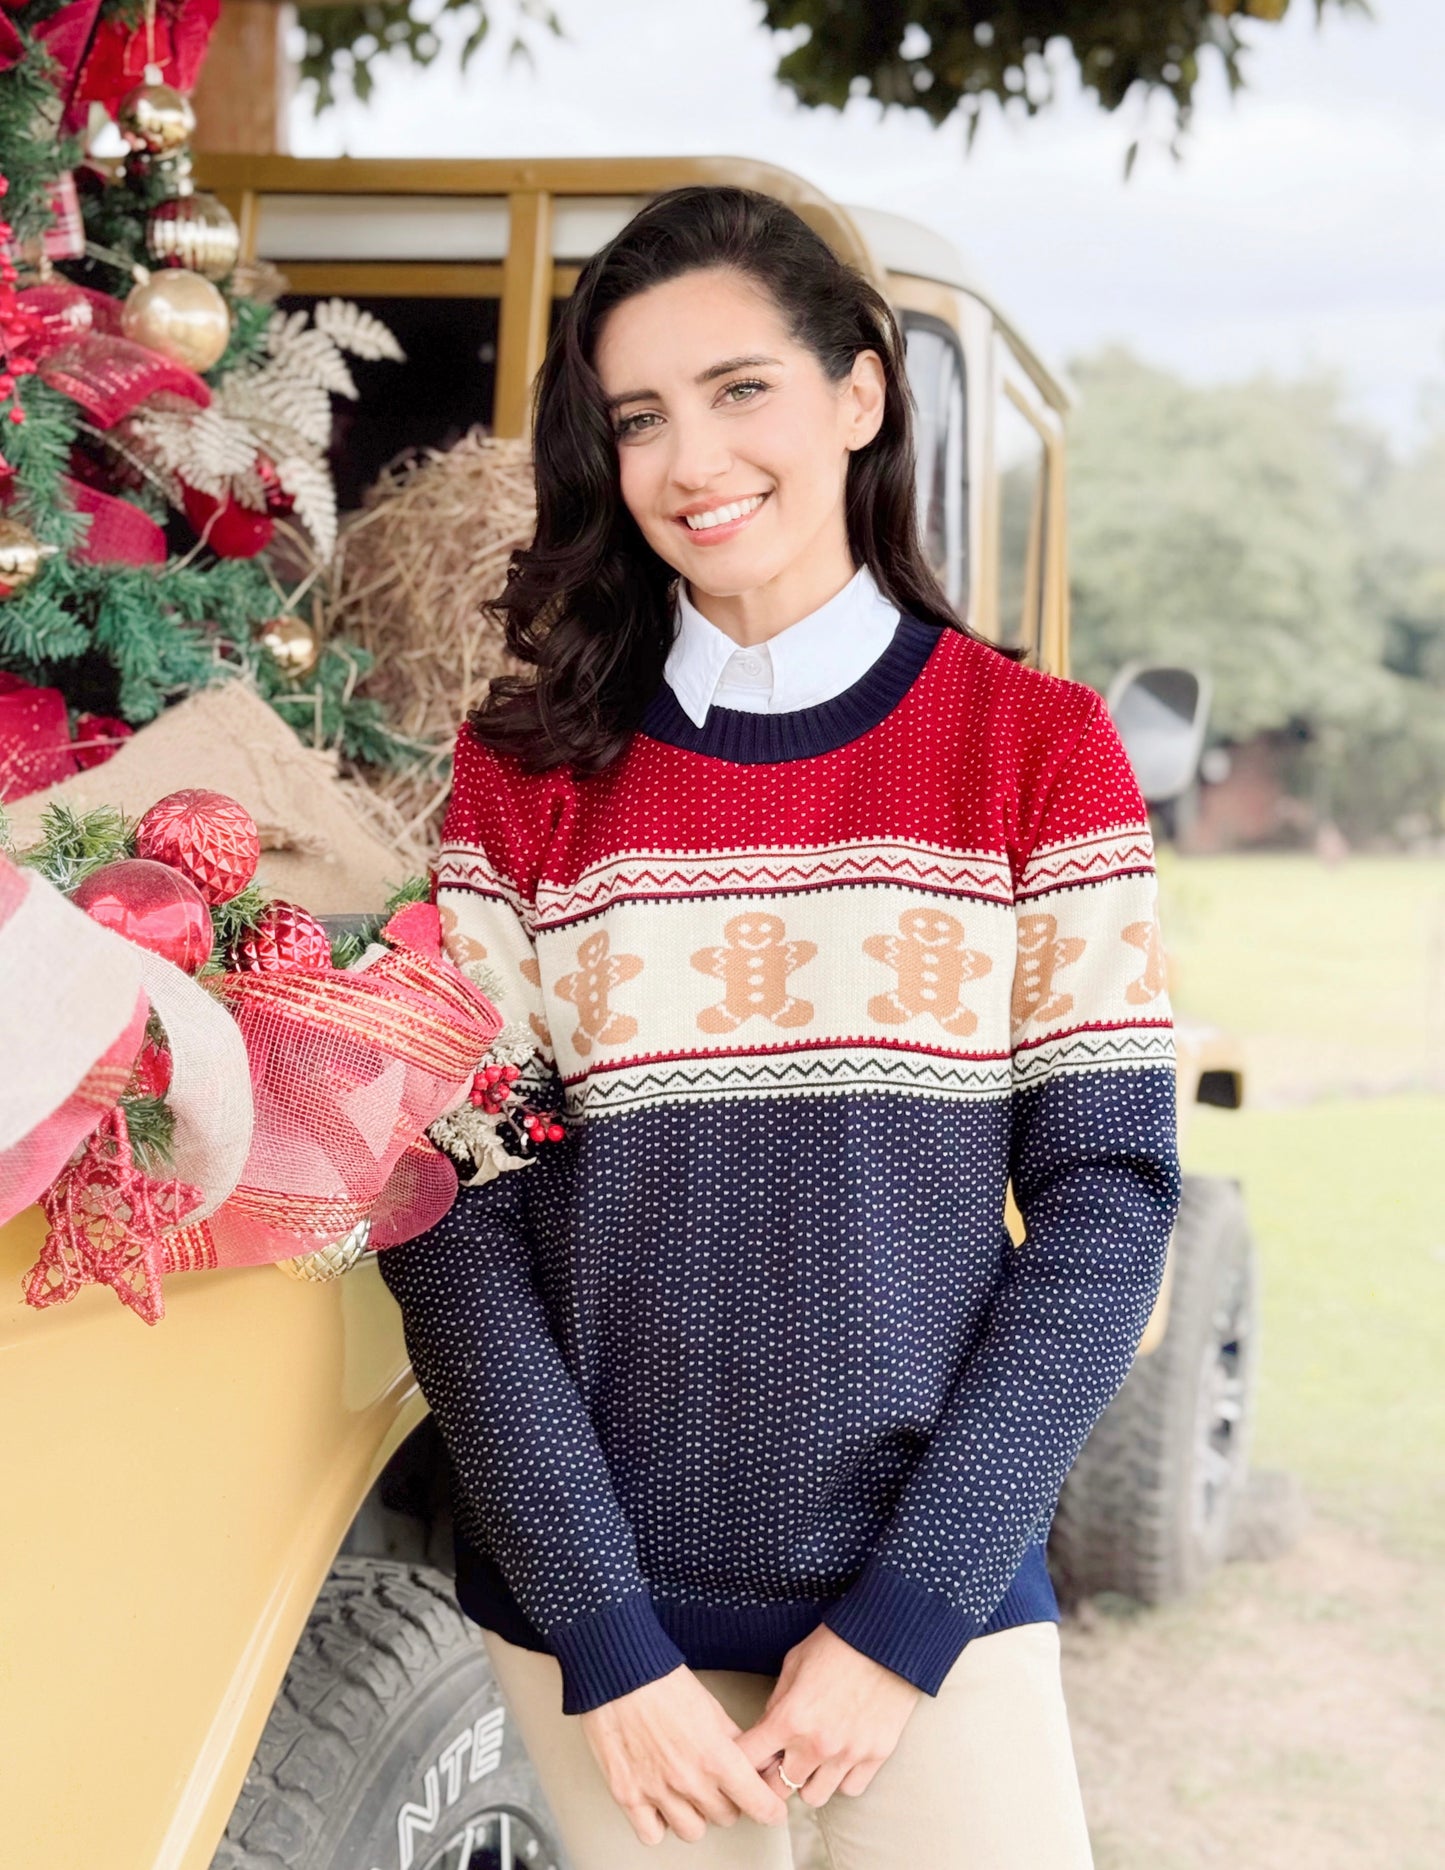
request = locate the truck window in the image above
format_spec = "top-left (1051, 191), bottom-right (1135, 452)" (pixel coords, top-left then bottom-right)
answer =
top-left (903, 316), bottom-right (969, 610)
top-left (994, 332), bottom-right (1048, 655)
top-left (273, 292), bottom-right (501, 514)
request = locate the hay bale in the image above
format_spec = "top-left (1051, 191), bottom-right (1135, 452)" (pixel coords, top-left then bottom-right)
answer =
top-left (320, 429), bottom-right (537, 845)
top-left (328, 426), bottom-right (535, 739)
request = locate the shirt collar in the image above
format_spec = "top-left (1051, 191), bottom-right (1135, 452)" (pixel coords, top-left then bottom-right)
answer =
top-left (663, 562), bottom-right (901, 729)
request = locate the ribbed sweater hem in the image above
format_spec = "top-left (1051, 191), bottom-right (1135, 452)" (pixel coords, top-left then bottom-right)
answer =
top-left (455, 1535), bottom-right (1059, 1714)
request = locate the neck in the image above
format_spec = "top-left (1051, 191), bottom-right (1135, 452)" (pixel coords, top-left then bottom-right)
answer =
top-left (680, 548), bottom-right (860, 651)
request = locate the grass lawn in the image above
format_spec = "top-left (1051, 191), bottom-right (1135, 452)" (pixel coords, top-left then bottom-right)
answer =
top-left (1182, 1096), bottom-right (1445, 1560)
top-left (1158, 850), bottom-right (1445, 1559)
top-left (1157, 851), bottom-right (1445, 1104)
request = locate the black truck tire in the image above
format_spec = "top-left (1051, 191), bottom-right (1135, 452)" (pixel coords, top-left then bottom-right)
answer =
top-left (210, 1556), bottom-right (570, 1870)
top-left (1047, 1173), bottom-right (1260, 1606)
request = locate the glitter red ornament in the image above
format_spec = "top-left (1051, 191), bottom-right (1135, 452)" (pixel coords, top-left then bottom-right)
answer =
top-left (71, 857), bottom-right (212, 973)
top-left (233, 900), bottom-right (333, 973)
top-left (133, 787), bottom-right (261, 905)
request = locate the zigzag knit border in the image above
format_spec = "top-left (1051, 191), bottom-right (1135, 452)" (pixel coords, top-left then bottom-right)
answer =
top-left (537, 841), bottom-right (1016, 925)
top-left (566, 1044), bottom-right (1015, 1120)
top-left (1009, 1024), bottom-right (1177, 1089)
top-left (1017, 826), bottom-right (1156, 899)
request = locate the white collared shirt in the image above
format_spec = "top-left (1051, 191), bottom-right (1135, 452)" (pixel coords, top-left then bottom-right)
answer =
top-left (663, 562), bottom-right (901, 728)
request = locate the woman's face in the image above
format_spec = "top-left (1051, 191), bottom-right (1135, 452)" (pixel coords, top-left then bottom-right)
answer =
top-left (592, 266), bottom-right (885, 604)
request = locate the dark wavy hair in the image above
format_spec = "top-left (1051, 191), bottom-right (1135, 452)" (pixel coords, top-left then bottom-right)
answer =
top-left (467, 183), bottom-right (1017, 776)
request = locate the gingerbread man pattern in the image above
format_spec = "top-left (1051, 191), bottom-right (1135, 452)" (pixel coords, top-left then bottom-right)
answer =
top-left (1011, 912), bottom-right (1087, 1029)
top-left (691, 910), bottom-right (817, 1033)
top-left (862, 906), bottom-right (993, 1037)
top-left (516, 955), bottom-right (554, 1049)
top-left (554, 929), bottom-right (643, 1055)
top-left (1122, 917), bottom-right (1168, 1005)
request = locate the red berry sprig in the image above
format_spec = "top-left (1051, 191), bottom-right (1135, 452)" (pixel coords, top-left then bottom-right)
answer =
top-left (468, 1061), bottom-right (567, 1146)
top-left (470, 1061), bottom-right (522, 1113)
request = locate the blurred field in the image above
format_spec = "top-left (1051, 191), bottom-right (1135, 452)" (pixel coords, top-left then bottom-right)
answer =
top-left (1159, 850), bottom-right (1445, 1557)
top-left (1158, 851), bottom-right (1445, 1106)
top-left (1184, 1095), bottom-right (1445, 1561)
top-left (1068, 852), bottom-right (1445, 1869)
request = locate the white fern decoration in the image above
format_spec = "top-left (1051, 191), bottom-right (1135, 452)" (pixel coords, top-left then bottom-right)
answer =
top-left (113, 299), bottom-right (405, 563)
top-left (314, 296), bottom-right (406, 363)
top-left (273, 454), bottom-right (339, 561)
top-left (221, 369), bottom-right (335, 452)
top-left (265, 318), bottom-right (358, 398)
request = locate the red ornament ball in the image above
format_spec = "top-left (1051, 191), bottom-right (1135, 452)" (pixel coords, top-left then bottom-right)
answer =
top-left (72, 858), bottom-right (212, 973)
top-left (134, 787), bottom-right (260, 905)
top-left (180, 482), bottom-right (274, 558)
top-left (233, 900), bottom-right (333, 974)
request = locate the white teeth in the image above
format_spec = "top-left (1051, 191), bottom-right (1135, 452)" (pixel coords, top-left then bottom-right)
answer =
top-left (683, 493), bottom-right (766, 531)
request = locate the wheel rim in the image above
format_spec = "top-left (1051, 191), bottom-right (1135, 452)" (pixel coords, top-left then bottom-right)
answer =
top-left (417, 1806), bottom-right (562, 1870)
top-left (1189, 1255), bottom-right (1252, 1543)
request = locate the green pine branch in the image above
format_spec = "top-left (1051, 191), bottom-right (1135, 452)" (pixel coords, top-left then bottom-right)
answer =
top-left (248, 637), bottom-right (428, 770)
top-left (15, 802), bottom-right (136, 890)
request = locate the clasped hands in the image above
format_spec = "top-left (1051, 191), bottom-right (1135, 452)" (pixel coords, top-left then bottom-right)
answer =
top-left (578, 1620), bottom-right (921, 1847)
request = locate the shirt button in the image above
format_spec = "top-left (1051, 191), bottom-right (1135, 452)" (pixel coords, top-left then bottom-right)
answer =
top-left (737, 654), bottom-right (762, 672)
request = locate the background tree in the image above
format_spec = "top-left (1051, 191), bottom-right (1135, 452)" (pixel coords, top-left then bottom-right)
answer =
top-left (296, 0), bottom-right (1371, 166)
top-left (1066, 345), bottom-right (1445, 841)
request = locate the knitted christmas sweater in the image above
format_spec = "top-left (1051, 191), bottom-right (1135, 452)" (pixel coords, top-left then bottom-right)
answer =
top-left (378, 610), bottom-right (1182, 1716)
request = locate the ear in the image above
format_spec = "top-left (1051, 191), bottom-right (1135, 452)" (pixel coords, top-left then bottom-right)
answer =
top-left (846, 348), bottom-right (887, 451)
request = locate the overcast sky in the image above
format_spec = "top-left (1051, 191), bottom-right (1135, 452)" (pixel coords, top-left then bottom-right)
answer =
top-left (287, 0), bottom-right (1444, 452)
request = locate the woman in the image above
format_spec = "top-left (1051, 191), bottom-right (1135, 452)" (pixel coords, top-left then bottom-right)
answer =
top-left (379, 184), bottom-right (1181, 1868)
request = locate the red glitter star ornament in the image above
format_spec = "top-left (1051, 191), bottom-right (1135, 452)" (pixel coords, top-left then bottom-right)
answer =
top-left (26, 1107), bottom-right (204, 1325)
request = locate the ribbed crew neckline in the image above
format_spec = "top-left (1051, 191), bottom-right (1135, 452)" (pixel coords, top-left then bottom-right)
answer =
top-left (638, 611), bottom-right (946, 764)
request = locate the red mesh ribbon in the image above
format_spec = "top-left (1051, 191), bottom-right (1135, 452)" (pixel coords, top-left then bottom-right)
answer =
top-left (61, 473), bottom-right (166, 565)
top-left (16, 283), bottom-right (126, 353)
top-left (39, 335), bottom-right (212, 428)
top-left (162, 945), bottom-right (504, 1268)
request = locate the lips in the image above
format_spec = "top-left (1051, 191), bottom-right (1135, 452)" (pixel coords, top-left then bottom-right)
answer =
top-left (672, 490), bottom-right (771, 541)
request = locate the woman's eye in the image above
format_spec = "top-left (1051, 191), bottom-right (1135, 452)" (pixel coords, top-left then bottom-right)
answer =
top-left (613, 379), bottom-right (766, 437)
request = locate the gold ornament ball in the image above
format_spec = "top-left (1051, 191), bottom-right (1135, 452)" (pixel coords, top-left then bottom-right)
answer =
top-left (145, 192), bottom-right (242, 282)
top-left (122, 269), bottom-right (231, 372)
top-left (0, 518), bottom-right (60, 599)
top-left (116, 79), bottom-right (196, 155)
top-left (257, 614), bottom-right (319, 679)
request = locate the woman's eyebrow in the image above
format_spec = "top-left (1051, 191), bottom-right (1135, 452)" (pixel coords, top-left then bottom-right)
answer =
top-left (603, 354), bottom-right (782, 413)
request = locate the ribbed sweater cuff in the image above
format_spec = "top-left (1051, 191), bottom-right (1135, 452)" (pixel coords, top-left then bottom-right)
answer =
top-left (547, 1592), bottom-right (688, 1715)
top-left (820, 1559), bottom-right (990, 1696)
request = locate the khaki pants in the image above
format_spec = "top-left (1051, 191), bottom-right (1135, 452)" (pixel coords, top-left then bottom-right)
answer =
top-left (481, 1619), bottom-right (1095, 1869)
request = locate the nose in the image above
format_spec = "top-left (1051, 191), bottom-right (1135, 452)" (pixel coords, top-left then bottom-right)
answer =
top-left (665, 412), bottom-right (734, 495)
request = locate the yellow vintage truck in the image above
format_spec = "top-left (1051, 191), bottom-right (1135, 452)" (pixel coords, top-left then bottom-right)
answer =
top-left (0, 155), bottom-right (1258, 1870)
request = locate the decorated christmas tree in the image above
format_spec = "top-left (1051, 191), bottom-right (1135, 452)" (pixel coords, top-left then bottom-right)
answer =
top-left (0, 0), bottom-right (414, 802)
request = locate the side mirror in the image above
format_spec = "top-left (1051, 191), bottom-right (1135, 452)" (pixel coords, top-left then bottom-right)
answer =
top-left (1104, 663), bottom-right (1213, 804)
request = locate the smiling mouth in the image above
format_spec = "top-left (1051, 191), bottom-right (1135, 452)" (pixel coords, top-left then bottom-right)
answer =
top-left (675, 491), bottom-right (770, 533)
